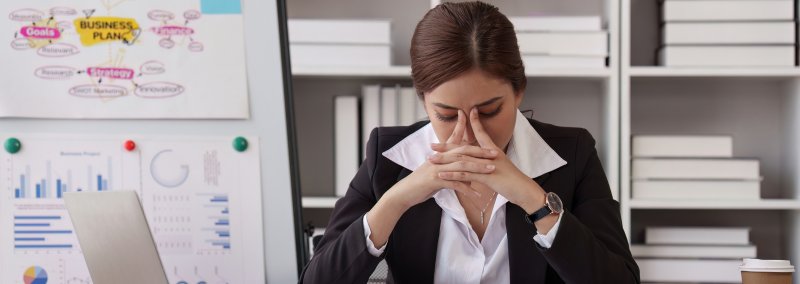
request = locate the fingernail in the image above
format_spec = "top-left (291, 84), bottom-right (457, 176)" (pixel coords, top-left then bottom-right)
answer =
top-left (438, 172), bottom-right (446, 178)
top-left (427, 155), bottom-right (432, 160)
top-left (473, 191), bottom-right (481, 197)
top-left (486, 164), bottom-right (495, 170)
top-left (472, 107), bottom-right (478, 114)
top-left (431, 143), bottom-right (439, 147)
top-left (490, 150), bottom-right (498, 155)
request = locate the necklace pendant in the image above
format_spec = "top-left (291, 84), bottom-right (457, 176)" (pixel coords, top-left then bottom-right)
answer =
top-left (480, 212), bottom-right (484, 224)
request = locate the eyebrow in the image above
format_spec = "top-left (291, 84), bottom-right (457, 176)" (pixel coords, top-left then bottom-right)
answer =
top-left (432, 96), bottom-right (503, 110)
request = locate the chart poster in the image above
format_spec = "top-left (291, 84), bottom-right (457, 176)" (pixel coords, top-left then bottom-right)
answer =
top-left (0, 0), bottom-right (250, 118)
top-left (0, 134), bottom-right (265, 284)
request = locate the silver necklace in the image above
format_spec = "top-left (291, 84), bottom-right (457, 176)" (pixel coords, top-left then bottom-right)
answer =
top-left (463, 191), bottom-right (497, 225)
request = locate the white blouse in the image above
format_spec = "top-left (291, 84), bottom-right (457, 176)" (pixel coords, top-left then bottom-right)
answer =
top-left (365, 110), bottom-right (568, 284)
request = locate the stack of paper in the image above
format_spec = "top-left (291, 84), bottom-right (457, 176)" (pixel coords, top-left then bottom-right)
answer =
top-left (635, 227), bottom-right (755, 283)
top-left (658, 0), bottom-right (795, 66)
top-left (632, 135), bottom-right (761, 200)
top-left (288, 19), bottom-right (392, 67)
top-left (509, 16), bottom-right (607, 68)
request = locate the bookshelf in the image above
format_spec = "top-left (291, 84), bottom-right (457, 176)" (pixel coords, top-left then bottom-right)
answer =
top-left (288, 0), bottom-right (621, 233)
top-left (621, 0), bottom-right (800, 277)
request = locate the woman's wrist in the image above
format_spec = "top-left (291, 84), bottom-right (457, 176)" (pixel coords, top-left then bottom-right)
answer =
top-left (365, 185), bottom-right (412, 248)
top-left (517, 180), bottom-right (546, 215)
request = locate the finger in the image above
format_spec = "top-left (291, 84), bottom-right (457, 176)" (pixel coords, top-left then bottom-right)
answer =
top-left (438, 171), bottom-right (489, 185)
top-left (445, 110), bottom-right (466, 145)
top-left (429, 144), bottom-right (499, 159)
top-left (470, 107), bottom-right (498, 149)
top-left (427, 152), bottom-right (494, 166)
top-left (438, 160), bottom-right (496, 173)
top-left (439, 180), bottom-right (480, 197)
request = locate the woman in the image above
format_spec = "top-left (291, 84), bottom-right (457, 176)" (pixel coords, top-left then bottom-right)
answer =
top-left (299, 2), bottom-right (639, 283)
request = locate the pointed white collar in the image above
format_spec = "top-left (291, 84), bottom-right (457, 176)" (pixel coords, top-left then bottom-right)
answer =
top-left (382, 109), bottom-right (567, 179)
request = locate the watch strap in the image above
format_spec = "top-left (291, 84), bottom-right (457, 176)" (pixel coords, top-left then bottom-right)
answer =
top-left (525, 205), bottom-right (552, 224)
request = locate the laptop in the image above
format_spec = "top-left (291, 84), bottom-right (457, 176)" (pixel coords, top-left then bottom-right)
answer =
top-left (64, 191), bottom-right (169, 284)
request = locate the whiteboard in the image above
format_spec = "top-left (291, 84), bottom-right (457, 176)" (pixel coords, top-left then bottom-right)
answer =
top-left (0, 0), bottom-right (300, 282)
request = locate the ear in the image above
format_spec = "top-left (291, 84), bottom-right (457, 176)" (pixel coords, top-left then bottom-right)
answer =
top-left (514, 92), bottom-right (523, 109)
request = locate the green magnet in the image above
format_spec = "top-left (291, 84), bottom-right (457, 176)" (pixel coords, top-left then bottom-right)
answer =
top-left (233, 136), bottom-right (248, 152)
top-left (5, 138), bottom-right (21, 154)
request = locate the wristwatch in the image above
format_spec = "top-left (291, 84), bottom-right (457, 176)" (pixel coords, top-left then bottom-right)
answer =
top-left (524, 192), bottom-right (563, 224)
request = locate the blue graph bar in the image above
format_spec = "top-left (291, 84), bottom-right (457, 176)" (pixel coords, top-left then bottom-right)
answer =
top-left (15, 238), bottom-right (45, 241)
top-left (15, 189), bottom-right (19, 198)
top-left (15, 245), bottom-right (72, 248)
top-left (77, 188), bottom-right (82, 192)
top-left (215, 222), bottom-right (229, 226)
top-left (15, 230), bottom-right (72, 234)
top-left (222, 207), bottom-right (229, 214)
top-left (56, 179), bottom-right (61, 198)
top-left (41, 179), bottom-right (46, 198)
top-left (210, 242), bottom-right (231, 249)
top-left (36, 184), bottom-right (41, 198)
top-left (103, 179), bottom-right (107, 192)
top-left (15, 223), bottom-right (50, 227)
top-left (15, 216), bottom-right (60, 220)
top-left (98, 175), bottom-right (102, 191)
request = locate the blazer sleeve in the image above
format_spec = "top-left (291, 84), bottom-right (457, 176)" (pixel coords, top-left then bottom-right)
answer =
top-left (537, 129), bottom-right (640, 284)
top-left (298, 128), bottom-right (383, 284)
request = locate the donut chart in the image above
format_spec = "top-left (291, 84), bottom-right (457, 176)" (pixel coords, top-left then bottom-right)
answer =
top-left (150, 149), bottom-right (189, 188)
top-left (23, 266), bottom-right (47, 284)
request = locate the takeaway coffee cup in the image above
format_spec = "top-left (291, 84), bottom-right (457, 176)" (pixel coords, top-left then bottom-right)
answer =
top-left (740, 258), bottom-right (794, 284)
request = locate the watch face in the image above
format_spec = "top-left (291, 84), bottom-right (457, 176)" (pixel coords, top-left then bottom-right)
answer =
top-left (546, 192), bottom-right (563, 214)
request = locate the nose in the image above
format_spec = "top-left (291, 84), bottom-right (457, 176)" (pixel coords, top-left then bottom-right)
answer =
top-left (462, 113), bottom-right (477, 145)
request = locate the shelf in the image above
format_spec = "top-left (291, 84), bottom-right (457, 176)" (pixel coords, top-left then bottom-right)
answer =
top-left (628, 67), bottom-right (800, 78)
top-left (292, 65), bottom-right (611, 78)
top-left (292, 66), bottom-right (412, 77)
top-left (629, 199), bottom-right (800, 210)
top-left (302, 196), bottom-right (341, 208)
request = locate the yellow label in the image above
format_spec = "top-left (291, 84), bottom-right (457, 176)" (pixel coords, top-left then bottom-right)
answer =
top-left (74, 17), bottom-right (139, 46)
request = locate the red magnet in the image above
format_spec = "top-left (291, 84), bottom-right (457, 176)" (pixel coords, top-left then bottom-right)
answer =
top-left (124, 140), bottom-right (136, 151)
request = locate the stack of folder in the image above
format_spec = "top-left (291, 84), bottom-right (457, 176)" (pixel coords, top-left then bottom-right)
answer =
top-left (632, 135), bottom-right (761, 200)
top-left (288, 19), bottom-right (392, 67)
top-left (658, 0), bottom-right (795, 66)
top-left (635, 227), bottom-right (755, 283)
top-left (509, 15), bottom-right (607, 68)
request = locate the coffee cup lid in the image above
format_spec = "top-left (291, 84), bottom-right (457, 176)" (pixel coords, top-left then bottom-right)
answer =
top-left (740, 259), bottom-right (795, 273)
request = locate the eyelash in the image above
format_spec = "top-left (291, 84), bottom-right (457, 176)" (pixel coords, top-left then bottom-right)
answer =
top-left (435, 104), bottom-right (503, 122)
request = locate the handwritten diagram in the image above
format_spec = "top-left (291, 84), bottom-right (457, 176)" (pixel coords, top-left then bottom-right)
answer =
top-left (0, 0), bottom-right (249, 118)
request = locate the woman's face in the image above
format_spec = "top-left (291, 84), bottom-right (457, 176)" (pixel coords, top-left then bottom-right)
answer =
top-left (423, 68), bottom-right (522, 151)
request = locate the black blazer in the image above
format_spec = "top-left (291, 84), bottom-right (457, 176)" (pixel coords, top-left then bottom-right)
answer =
top-left (299, 118), bottom-right (640, 284)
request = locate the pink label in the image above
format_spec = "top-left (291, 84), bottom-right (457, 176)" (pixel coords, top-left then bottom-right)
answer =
top-left (87, 67), bottom-right (134, 80)
top-left (21, 26), bottom-right (60, 39)
top-left (150, 26), bottom-right (194, 36)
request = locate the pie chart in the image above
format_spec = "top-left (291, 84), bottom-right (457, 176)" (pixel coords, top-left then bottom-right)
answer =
top-left (23, 266), bottom-right (47, 284)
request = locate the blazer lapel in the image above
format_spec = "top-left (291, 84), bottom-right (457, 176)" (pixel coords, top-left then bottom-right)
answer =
top-left (506, 172), bottom-right (553, 284)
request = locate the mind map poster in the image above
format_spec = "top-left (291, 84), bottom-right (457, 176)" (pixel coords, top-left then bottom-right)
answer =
top-left (0, 0), bottom-right (250, 118)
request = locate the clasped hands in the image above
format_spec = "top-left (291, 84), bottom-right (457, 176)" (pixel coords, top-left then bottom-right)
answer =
top-left (390, 107), bottom-right (546, 216)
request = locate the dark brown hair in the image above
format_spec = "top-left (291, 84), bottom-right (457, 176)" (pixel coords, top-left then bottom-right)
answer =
top-left (410, 1), bottom-right (526, 99)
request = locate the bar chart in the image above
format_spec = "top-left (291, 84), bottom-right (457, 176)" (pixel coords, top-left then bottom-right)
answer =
top-left (199, 193), bottom-right (231, 252)
top-left (13, 156), bottom-right (114, 199)
top-left (13, 214), bottom-right (78, 251)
